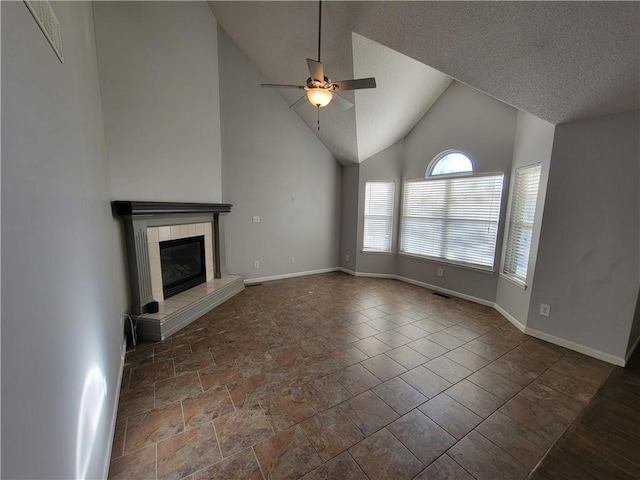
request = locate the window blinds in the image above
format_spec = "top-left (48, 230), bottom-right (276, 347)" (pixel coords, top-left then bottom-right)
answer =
top-left (503, 164), bottom-right (541, 285)
top-left (363, 182), bottom-right (395, 252)
top-left (400, 173), bottom-right (504, 269)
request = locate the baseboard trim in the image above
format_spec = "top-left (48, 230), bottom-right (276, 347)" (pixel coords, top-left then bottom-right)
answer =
top-left (626, 333), bottom-right (640, 364)
top-left (244, 267), bottom-right (341, 285)
top-left (523, 326), bottom-right (626, 366)
top-left (395, 275), bottom-right (495, 307)
top-left (102, 337), bottom-right (127, 479)
top-left (339, 267), bottom-right (356, 276)
top-left (493, 304), bottom-right (526, 333)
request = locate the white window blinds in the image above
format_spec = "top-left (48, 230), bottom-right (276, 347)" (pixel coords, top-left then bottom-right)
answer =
top-left (503, 164), bottom-right (541, 286)
top-left (400, 173), bottom-right (504, 270)
top-left (363, 182), bottom-right (395, 252)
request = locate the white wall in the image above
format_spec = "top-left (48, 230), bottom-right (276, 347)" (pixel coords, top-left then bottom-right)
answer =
top-left (93, 1), bottom-right (222, 202)
top-left (528, 111), bottom-right (640, 362)
top-left (495, 111), bottom-right (555, 325)
top-left (218, 29), bottom-right (341, 280)
top-left (341, 164), bottom-right (360, 272)
top-left (399, 82), bottom-right (517, 302)
top-left (356, 141), bottom-right (403, 274)
top-left (2, 2), bottom-right (125, 478)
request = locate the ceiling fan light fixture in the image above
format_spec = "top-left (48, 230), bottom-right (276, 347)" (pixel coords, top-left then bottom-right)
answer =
top-left (306, 88), bottom-right (333, 107)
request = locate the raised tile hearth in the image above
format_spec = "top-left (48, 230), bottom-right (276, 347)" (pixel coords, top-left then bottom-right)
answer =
top-left (113, 201), bottom-right (244, 340)
top-left (135, 274), bottom-right (244, 341)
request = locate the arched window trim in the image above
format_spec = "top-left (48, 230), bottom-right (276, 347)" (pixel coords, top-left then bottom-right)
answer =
top-left (426, 150), bottom-right (474, 178)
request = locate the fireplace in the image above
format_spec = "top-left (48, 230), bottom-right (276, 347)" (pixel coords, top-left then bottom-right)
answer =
top-left (160, 235), bottom-right (206, 299)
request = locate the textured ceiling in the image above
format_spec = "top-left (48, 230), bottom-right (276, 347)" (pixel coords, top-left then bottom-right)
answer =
top-left (209, 1), bottom-right (639, 164)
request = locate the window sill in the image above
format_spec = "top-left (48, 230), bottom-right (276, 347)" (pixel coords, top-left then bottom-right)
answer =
top-left (398, 252), bottom-right (495, 274)
top-left (499, 273), bottom-right (528, 290)
top-left (361, 249), bottom-right (394, 255)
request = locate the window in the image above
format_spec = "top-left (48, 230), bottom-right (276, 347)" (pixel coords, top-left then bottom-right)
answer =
top-left (363, 181), bottom-right (395, 252)
top-left (400, 151), bottom-right (504, 270)
top-left (503, 163), bottom-right (542, 286)
top-left (427, 150), bottom-right (473, 176)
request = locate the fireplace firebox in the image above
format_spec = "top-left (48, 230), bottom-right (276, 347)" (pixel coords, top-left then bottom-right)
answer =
top-left (160, 235), bottom-right (206, 299)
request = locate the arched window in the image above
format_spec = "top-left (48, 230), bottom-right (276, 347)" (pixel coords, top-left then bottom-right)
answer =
top-left (426, 150), bottom-right (473, 177)
top-left (401, 150), bottom-right (504, 270)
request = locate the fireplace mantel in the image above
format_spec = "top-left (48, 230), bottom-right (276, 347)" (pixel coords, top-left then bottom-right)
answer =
top-left (113, 201), bottom-right (232, 216)
top-left (113, 201), bottom-right (233, 315)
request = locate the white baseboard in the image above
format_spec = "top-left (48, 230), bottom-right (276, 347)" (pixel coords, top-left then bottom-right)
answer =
top-left (244, 267), bottom-right (341, 285)
top-left (493, 303), bottom-right (526, 332)
top-left (102, 337), bottom-right (127, 479)
top-left (626, 333), bottom-right (640, 364)
top-left (355, 271), bottom-right (398, 279)
top-left (339, 267), bottom-right (356, 276)
top-left (395, 275), bottom-right (495, 307)
top-left (522, 326), bottom-right (625, 366)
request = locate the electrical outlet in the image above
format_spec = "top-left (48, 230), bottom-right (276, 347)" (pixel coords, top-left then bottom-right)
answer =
top-left (437, 268), bottom-right (444, 277)
top-left (539, 303), bottom-right (551, 317)
top-left (291, 257), bottom-right (295, 264)
top-left (252, 215), bottom-right (260, 223)
top-left (253, 260), bottom-right (260, 269)
top-left (345, 254), bottom-right (350, 262)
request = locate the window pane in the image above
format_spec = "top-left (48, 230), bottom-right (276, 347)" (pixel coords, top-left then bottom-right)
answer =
top-left (400, 174), bottom-right (504, 269)
top-left (503, 164), bottom-right (541, 285)
top-left (430, 152), bottom-right (473, 176)
top-left (364, 182), bottom-right (395, 252)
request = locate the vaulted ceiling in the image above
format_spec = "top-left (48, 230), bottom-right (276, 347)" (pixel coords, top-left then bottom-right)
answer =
top-left (208, 1), bottom-right (639, 165)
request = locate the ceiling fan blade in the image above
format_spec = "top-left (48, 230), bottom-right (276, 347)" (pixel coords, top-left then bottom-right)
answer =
top-left (289, 94), bottom-right (307, 109)
top-left (261, 83), bottom-right (306, 89)
top-left (330, 78), bottom-right (377, 91)
top-left (330, 92), bottom-right (353, 111)
top-left (306, 58), bottom-right (325, 83)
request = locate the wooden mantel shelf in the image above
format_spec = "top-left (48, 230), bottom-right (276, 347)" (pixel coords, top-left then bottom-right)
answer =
top-left (113, 201), bottom-right (232, 216)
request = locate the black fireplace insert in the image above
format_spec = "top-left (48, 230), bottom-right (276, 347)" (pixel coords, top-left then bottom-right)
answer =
top-left (160, 235), bottom-right (206, 299)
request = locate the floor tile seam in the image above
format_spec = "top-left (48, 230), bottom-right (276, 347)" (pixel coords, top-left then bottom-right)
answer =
top-left (464, 370), bottom-right (525, 401)
top-left (343, 387), bottom-right (401, 437)
top-left (448, 429), bottom-right (529, 479)
top-left (382, 424), bottom-right (428, 470)
top-left (518, 354), bottom-right (591, 409)
top-left (474, 411), bottom-right (551, 457)
top-left (250, 445), bottom-right (268, 480)
top-left (210, 419), bottom-right (227, 466)
top-left (155, 442), bottom-right (158, 480)
top-left (418, 402), bottom-right (471, 443)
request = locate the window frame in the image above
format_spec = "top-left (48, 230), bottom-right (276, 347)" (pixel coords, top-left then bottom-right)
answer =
top-left (362, 181), bottom-right (396, 253)
top-left (426, 149), bottom-right (474, 177)
top-left (399, 169), bottom-right (505, 272)
top-left (501, 163), bottom-right (542, 288)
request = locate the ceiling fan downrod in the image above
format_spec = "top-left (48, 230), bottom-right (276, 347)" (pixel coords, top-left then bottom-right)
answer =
top-left (317, 0), bottom-right (322, 63)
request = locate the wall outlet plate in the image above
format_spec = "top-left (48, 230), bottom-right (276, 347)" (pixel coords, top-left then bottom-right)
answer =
top-left (253, 260), bottom-right (260, 269)
top-left (252, 215), bottom-right (260, 223)
top-left (437, 268), bottom-right (444, 277)
top-left (539, 303), bottom-right (551, 317)
top-left (345, 254), bottom-right (350, 262)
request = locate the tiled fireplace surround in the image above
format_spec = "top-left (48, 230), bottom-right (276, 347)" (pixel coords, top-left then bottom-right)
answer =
top-left (114, 202), bottom-right (245, 341)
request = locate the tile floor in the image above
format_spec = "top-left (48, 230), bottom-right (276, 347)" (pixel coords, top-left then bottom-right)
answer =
top-left (109, 272), bottom-right (614, 480)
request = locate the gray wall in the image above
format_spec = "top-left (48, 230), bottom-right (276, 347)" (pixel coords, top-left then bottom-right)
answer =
top-left (2, 2), bottom-right (125, 478)
top-left (399, 82), bottom-right (517, 302)
top-left (495, 111), bottom-right (555, 324)
top-left (93, 1), bottom-right (223, 202)
top-left (528, 111), bottom-right (640, 361)
top-left (218, 29), bottom-right (341, 280)
top-left (356, 141), bottom-right (403, 274)
top-left (341, 164), bottom-right (360, 272)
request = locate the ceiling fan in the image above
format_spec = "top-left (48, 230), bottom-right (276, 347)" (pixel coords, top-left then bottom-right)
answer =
top-left (261, 0), bottom-right (377, 129)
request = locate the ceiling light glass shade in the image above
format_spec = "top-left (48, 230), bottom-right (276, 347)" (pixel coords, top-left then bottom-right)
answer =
top-left (306, 88), bottom-right (333, 107)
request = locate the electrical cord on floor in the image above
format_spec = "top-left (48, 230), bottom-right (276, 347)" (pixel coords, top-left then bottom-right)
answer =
top-left (123, 313), bottom-right (138, 347)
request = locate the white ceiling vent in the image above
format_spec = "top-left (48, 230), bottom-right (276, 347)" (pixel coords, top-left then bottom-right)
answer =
top-left (24, 0), bottom-right (64, 63)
